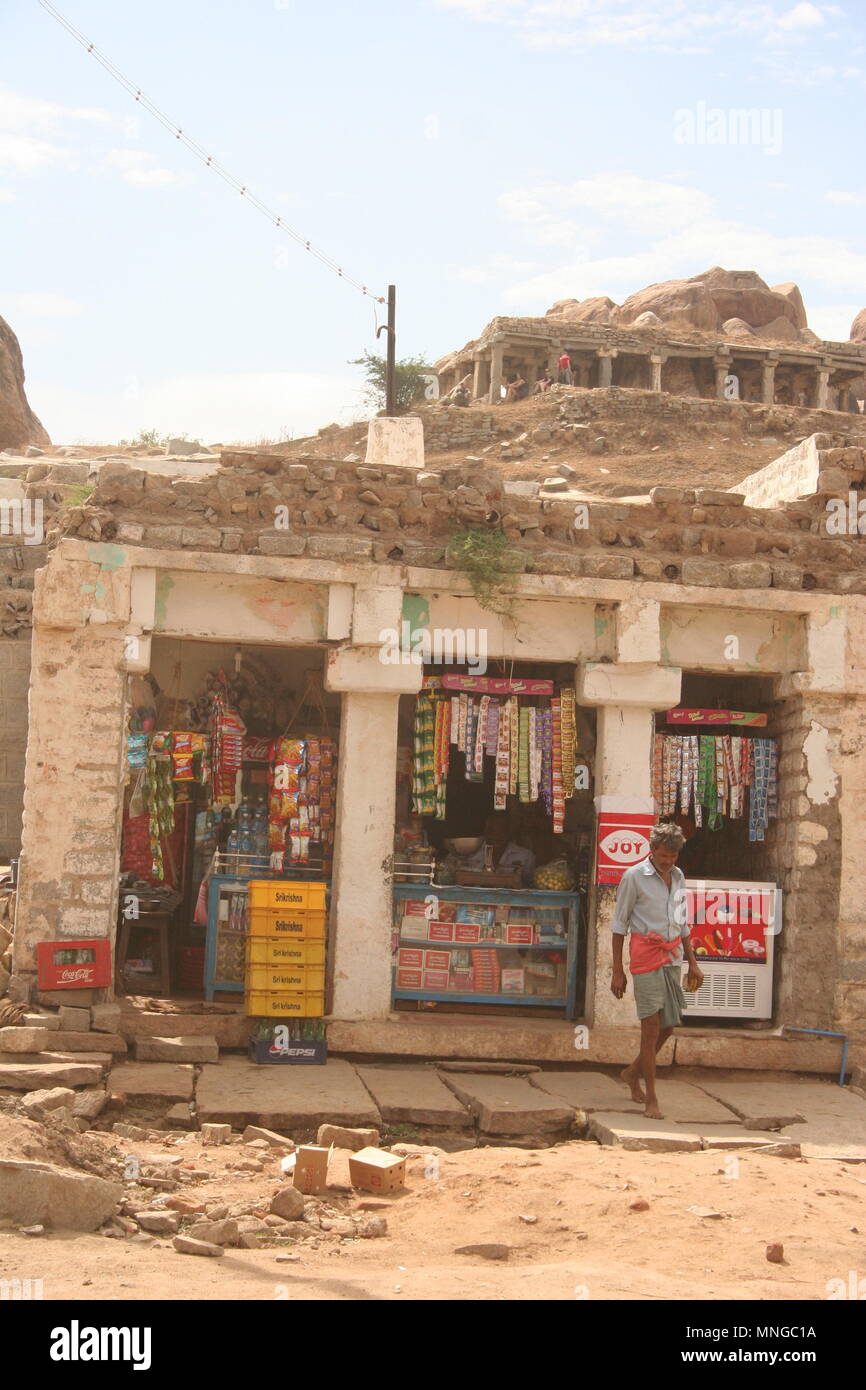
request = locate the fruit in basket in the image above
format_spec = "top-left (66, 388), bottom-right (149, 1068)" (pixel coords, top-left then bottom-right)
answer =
top-left (534, 859), bottom-right (575, 891)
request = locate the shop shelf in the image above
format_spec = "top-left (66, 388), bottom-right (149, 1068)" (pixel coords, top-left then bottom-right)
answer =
top-left (245, 963), bottom-right (325, 993)
top-left (248, 907), bottom-right (327, 939)
top-left (246, 936), bottom-right (326, 967)
top-left (392, 990), bottom-right (566, 1006)
top-left (245, 989), bottom-right (325, 1017)
top-left (398, 937), bottom-right (565, 951)
top-left (248, 880), bottom-right (327, 911)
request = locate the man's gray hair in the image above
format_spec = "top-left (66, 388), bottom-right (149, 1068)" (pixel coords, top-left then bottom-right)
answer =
top-left (650, 821), bottom-right (686, 851)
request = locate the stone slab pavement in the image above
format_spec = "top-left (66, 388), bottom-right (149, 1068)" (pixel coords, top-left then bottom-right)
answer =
top-left (529, 1070), bottom-right (737, 1122)
top-left (195, 1058), bottom-right (380, 1132)
top-left (588, 1112), bottom-right (803, 1155)
top-left (356, 1065), bottom-right (471, 1128)
top-left (693, 1078), bottom-right (857, 1131)
top-left (107, 1062), bottom-right (195, 1102)
top-left (437, 1071), bottom-right (574, 1135)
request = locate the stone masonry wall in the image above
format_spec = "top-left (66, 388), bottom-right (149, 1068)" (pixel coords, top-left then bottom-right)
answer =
top-left (767, 694), bottom-right (845, 1034)
top-left (0, 635), bottom-right (32, 859)
top-left (34, 433), bottom-right (866, 598)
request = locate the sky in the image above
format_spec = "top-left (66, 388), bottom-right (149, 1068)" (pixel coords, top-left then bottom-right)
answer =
top-left (1, 0), bottom-right (865, 444)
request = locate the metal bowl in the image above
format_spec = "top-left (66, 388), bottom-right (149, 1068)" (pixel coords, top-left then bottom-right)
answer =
top-left (446, 836), bottom-right (483, 857)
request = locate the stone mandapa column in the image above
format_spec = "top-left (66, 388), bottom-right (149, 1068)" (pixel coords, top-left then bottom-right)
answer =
top-left (488, 340), bottom-right (505, 404)
top-left (596, 347), bottom-right (617, 388)
top-left (815, 363), bottom-right (831, 410)
top-left (762, 353), bottom-right (779, 405)
top-left (714, 357), bottom-right (731, 400)
top-left (325, 630), bottom-right (422, 1021)
top-left (472, 355), bottom-right (484, 400)
top-left (576, 647), bottom-right (682, 1032)
top-left (649, 353), bottom-right (666, 393)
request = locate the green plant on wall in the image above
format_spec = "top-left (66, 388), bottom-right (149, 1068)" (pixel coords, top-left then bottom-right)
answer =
top-left (447, 525), bottom-right (520, 618)
top-left (62, 482), bottom-right (95, 507)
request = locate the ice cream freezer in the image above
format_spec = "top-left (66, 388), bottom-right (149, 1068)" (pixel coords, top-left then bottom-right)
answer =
top-left (683, 879), bottom-right (781, 1020)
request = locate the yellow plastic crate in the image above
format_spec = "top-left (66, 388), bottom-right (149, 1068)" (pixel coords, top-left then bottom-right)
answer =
top-left (245, 963), bottom-right (325, 993)
top-left (248, 880), bottom-right (327, 911)
top-left (248, 907), bottom-right (326, 939)
top-left (245, 989), bottom-right (325, 1018)
top-left (246, 936), bottom-right (326, 967)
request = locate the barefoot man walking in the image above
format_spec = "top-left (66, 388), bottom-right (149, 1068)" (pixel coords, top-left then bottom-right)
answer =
top-left (610, 822), bottom-right (704, 1118)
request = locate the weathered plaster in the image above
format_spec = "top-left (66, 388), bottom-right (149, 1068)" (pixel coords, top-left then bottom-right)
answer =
top-left (803, 720), bottom-right (839, 805)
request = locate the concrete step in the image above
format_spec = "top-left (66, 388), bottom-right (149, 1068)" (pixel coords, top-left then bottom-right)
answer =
top-left (356, 1065), bottom-right (472, 1128)
top-left (0, 1059), bottom-right (105, 1089)
top-left (134, 1036), bottom-right (219, 1064)
top-left (437, 1071), bottom-right (575, 1136)
top-left (107, 1062), bottom-right (195, 1102)
top-left (195, 1058), bottom-right (381, 1133)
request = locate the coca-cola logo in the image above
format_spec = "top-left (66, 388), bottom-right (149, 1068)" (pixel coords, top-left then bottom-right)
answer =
top-left (58, 968), bottom-right (93, 982)
top-left (599, 831), bottom-right (650, 864)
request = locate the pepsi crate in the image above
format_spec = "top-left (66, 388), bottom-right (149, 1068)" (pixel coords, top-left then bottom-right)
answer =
top-left (248, 1036), bottom-right (328, 1065)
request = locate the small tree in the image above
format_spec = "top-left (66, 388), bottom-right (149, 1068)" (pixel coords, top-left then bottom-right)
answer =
top-left (351, 350), bottom-right (431, 414)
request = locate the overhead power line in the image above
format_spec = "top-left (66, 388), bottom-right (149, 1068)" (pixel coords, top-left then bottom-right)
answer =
top-left (38, 0), bottom-right (386, 303)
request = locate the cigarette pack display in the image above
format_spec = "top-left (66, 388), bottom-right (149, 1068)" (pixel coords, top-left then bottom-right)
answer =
top-left (456, 905), bottom-right (495, 927)
top-left (423, 969), bottom-right (450, 990)
top-left (428, 921), bottom-right (455, 941)
top-left (451, 969), bottom-right (473, 990)
top-left (396, 968), bottom-right (423, 989)
top-left (424, 950), bottom-right (451, 970)
top-left (397, 948), bottom-right (424, 969)
top-left (501, 968), bottom-right (525, 993)
top-left (504, 923), bottom-right (535, 946)
top-left (454, 921), bottom-right (481, 943)
top-left (400, 916), bottom-right (429, 940)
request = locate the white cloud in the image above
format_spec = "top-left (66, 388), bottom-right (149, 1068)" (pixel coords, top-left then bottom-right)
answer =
top-left (491, 172), bottom-right (866, 310)
top-left (776, 2), bottom-right (824, 30)
top-left (105, 150), bottom-right (180, 187)
top-left (0, 86), bottom-right (111, 135)
top-left (826, 190), bottom-right (866, 205)
top-left (27, 371), bottom-right (364, 446)
top-left (435, 0), bottom-right (845, 54)
top-left (0, 187), bottom-right (15, 202)
top-left (0, 133), bottom-right (79, 175)
top-left (4, 293), bottom-right (83, 319)
top-left (451, 253), bottom-right (543, 283)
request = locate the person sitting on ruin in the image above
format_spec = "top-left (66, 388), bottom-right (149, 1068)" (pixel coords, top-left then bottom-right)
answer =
top-left (506, 373), bottom-right (528, 401)
top-left (533, 371), bottom-right (554, 395)
top-left (447, 373), bottom-right (473, 406)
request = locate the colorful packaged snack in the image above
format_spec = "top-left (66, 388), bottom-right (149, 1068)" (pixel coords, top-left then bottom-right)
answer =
top-left (272, 739), bottom-right (306, 769)
top-left (172, 753), bottom-right (194, 781)
top-left (172, 733), bottom-right (193, 755)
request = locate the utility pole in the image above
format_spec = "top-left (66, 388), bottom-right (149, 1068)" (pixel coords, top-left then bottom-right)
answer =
top-left (377, 284), bottom-right (397, 415)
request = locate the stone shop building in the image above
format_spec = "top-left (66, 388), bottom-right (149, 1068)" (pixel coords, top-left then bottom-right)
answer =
top-left (8, 430), bottom-right (866, 1072)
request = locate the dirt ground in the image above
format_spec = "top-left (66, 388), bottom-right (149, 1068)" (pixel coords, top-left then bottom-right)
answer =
top-left (2, 1122), bottom-right (864, 1302)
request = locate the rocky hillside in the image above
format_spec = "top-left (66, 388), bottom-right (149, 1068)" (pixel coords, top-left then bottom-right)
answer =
top-left (0, 315), bottom-right (49, 452)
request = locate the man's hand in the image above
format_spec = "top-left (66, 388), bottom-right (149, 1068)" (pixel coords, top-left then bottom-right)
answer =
top-left (684, 965), bottom-right (704, 993)
top-left (611, 967), bottom-right (627, 1000)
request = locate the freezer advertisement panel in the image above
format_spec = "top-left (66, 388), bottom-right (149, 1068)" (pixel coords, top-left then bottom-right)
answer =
top-left (685, 882), bottom-right (779, 963)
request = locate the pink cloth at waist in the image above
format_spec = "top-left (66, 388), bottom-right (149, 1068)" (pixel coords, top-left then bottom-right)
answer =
top-left (629, 931), bottom-right (683, 975)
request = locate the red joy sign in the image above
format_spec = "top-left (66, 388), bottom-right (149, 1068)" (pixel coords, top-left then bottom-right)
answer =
top-left (596, 812), bottom-right (655, 885)
top-left (36, 939), bottom-right (112, 990)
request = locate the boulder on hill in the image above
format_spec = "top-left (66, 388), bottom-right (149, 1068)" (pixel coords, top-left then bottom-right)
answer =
top-left (545, 296), bottom-right (617, 324)
top-left (771, 282), bottom-right (808, 330)
top-left (617, 277), bottom-right (718, 332)
top-left (722, 318), bottom-right (755, 338)
top-left (615, 267), bottom-right (812, 342)
top-left (851, 308), bottom-right (866, 344)
top-left (0, 316), bottom-right (50, 452)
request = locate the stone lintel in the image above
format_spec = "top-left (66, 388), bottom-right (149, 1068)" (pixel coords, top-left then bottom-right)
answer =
top-left (324, 646), bottom-right (422, 695)
top-left (578, 661), bottom-right (681, 708)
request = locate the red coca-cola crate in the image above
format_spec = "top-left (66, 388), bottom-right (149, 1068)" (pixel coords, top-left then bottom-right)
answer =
top-left (36, 939), bottom-right (112, 990)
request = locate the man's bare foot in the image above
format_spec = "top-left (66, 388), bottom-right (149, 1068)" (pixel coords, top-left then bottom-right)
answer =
top-left (621, 1065), bottom-right (646, 1104)
top-left (644, 1102), bottom-right (663, 1119)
